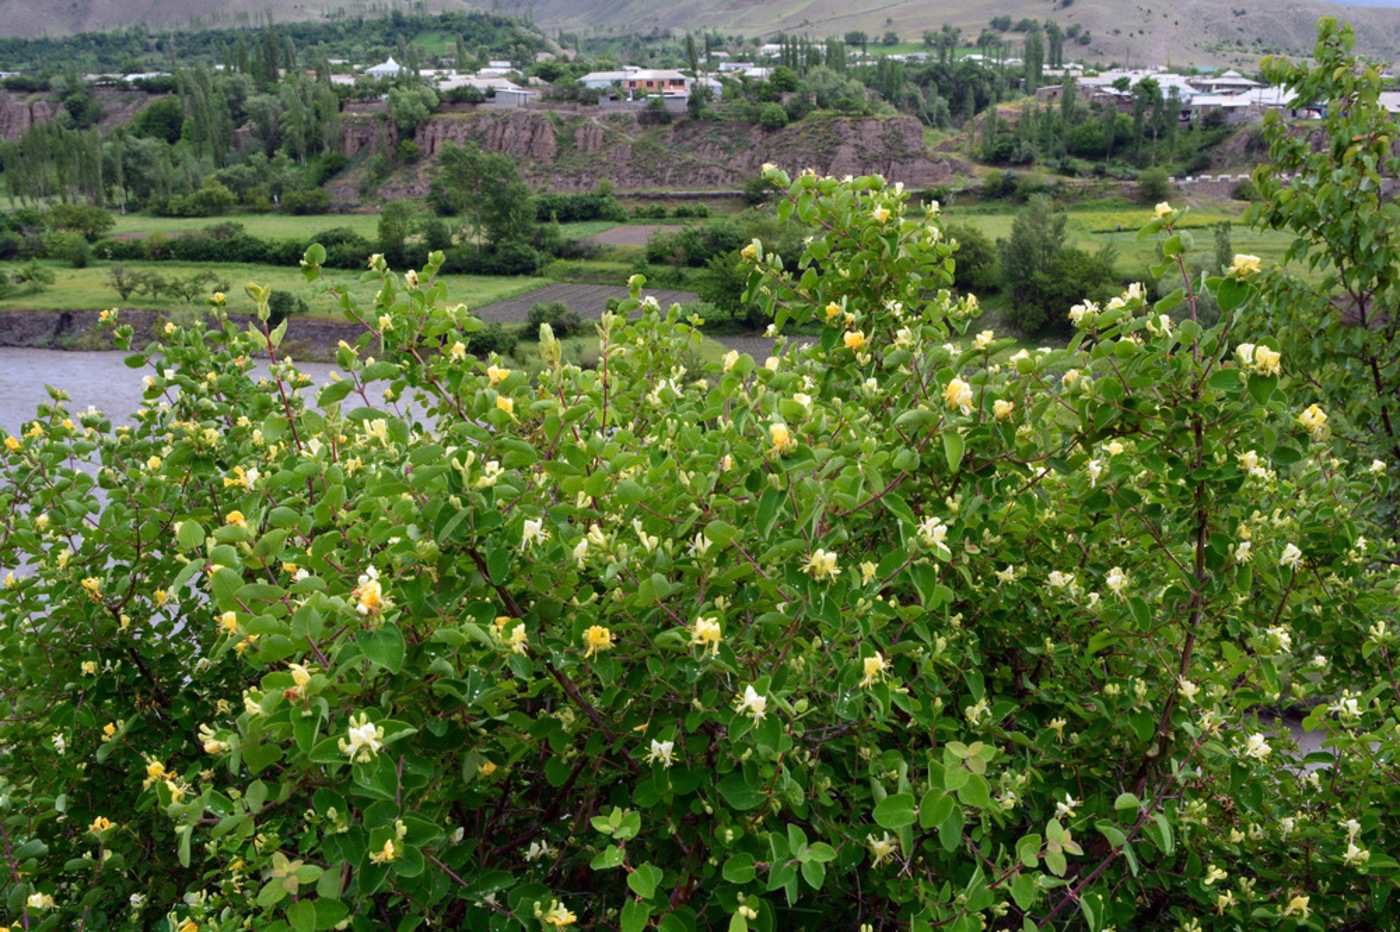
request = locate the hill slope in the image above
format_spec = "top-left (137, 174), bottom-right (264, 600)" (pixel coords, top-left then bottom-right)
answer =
top-left (489, 0), bottom-right (1400, 67)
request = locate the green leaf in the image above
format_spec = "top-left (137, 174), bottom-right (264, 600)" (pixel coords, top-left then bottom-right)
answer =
top-left (628, 864), bottom-right (663, 899)
top-left (1017, 834), bottom-right (1041, 868)
top-left (873, 792), bottom-right (916, 829)
top-left (1114, 792), bottom-right (1141, 811)
top-left (621, 901), bottom-right (651, 932)
top-left (956, 773), bottom-right (991, 809)
top-left (287, 899), bottom-right (317, 932)
top-left (704, 520), bottom-right (739, 548)
top-left (1011, 873), bottom-right (1037, 911)
top-left (1247, 373), bottom-right (1277, 405)
top-left (718, 772), bottom-right (765, 811)
top-left (942, 431), bottom-right (965, 472)
top-left (314, 899), bottom-right (350, 930)
top-left (361, 625), bottom-right (405, 674)
top-left (920, 789), bottom-right (955, 830)
top-left (722, 853), bottom-right (755, 884)
top-left (176, 519), bottom-right (205, 551)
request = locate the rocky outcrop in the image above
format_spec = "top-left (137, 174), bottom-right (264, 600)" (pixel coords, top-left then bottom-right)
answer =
top-left (0, 89), bottom-right (170, 141)
top-left (354, 109), bottom-right (960, 197)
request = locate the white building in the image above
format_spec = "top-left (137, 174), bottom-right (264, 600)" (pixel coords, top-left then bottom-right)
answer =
top-left (365, 57), bottom-right (408, 79)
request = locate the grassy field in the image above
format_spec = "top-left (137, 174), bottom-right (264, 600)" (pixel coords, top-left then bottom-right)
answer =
top-left (944, 199), bottom-right (1300, 282)
top-left (109, 212), bottom-right (384, 241)
top-left (0, 261), bottom-right (548, 318)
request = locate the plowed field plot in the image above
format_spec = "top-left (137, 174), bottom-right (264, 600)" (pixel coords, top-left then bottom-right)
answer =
top-left (587, 225), bottom-right (684, 246)
top-left (472, 283), bottom-right (700, 325)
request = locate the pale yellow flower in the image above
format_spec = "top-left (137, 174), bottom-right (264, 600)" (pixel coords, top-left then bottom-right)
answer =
top-left (993, 399), bottom-right (1015, 420)
top-left (804, 548), bottom-right (839, 580)
top-left (691, 616), bottom-right (722, 655)
top-left (1227, 254), bottom-right (1261, 281)
top-left (369, 839), bottom-right (399, 864)
top-left (859, 653), bottom-right (888, 688)
top-left (871, 206), bottom-right (890, 223)
top-left (769, 422), bottom-right (796, 455)
top-left (943, 377), bottom-right (972, 415)
top-left (542, 901), bottom-right (577, 928)
top-left (844, 330), bottom-right (867, 351)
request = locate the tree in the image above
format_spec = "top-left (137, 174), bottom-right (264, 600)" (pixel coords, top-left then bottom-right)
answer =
top-left (377, 200), bottom-right (416, 269)
top-left (130, 97), bottom-right (185, 144)
top-left (1137, 166), bottom-right (1172, 202)
top-left (433, 141), bottom-right (536, 257)
top-left (388, 85), bottom-right (439, 139)
top-left (998, 192), bottom-right (1067, 332)
top-left (1248, 16), bottom-right (1400, 475)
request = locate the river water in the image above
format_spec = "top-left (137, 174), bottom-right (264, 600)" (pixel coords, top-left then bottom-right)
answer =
top-left (0, 347), bottom-right (338, 436)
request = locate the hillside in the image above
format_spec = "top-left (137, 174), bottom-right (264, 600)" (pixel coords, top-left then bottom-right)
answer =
top-left (486, 0), bottom-right (1400, 68)
top-left (0, 0), bottom-right (468, 40)
top-left (335, 110), bottom-right (963, 198)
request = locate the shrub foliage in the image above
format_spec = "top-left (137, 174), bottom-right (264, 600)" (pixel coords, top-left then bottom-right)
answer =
top-left (0, 168), bottom-right (1397, 932)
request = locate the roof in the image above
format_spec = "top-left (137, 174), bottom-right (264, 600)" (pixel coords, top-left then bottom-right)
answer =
top-left (366, 57), bottom-right (406, 76)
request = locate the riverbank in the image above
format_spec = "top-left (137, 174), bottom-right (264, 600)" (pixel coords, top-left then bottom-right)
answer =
top-left (0, 308), bottom-right (368, 362)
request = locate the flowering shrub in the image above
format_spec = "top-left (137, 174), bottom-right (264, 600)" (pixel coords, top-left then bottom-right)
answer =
top-left (0, 167), bottom-right (1397, 932)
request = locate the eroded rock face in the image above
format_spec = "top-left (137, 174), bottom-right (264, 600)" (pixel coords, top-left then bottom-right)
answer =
top-left (355, 110), bottom-right (959, 197)
top-left (0, 90), bottom-right (174, 141)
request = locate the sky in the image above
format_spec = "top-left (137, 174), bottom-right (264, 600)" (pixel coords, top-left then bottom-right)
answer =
top-left (1322, 0), bottom-right (1400, 6)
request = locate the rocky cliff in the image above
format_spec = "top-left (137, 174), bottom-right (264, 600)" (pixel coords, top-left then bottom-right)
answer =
top-left (342, 110), bottom-right (960, 196)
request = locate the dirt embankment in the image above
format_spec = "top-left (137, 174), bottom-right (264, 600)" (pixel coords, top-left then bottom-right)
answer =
top-left (340, 110), bottom-right (962, 197)
top-left (0, 309), bottom-right (367, 362)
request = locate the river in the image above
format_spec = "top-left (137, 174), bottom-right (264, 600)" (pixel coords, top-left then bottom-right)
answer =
top-left (0, 347), bottom-right (338, 436)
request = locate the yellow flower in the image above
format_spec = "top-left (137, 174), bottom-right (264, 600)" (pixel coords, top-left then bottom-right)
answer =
top-left (26, 892), bottom-right (56, 910)
top-left (146, 455), bottom-right (162, 470)
top-left (81, 577), bottom-right (102, 601)
top-left (740, 243), bottom-right (757, 261)
top-left (89, 816), bottom-right (113, 834)
top-left (843, 330), bottom-right (867, 351)
top-left (1297, 404), bottom-right (1328, 440)
top-left (3, 436), bottom-right (19, 452)
top-left (487, 364), bottom-right (511, 384)
top-left (1227, 254), bottom-right (1261, 281)
top-left (1252, 345), bottom-right (1281, 376)
top-left (211, 291), bottom-right (227, 306)
top-left (542, 901), bottom-right (577, 928)
top-left (691, 616), bottom-right (722, 655)
top-left (868, 831), bottom-right (899, 866)
top-left (449, 341), bottom-right (467, 361)
top-left (479, 760), bottom-right (498, 776)
top-left (99, 308), bottom-right (117, 323)
top-left (102, 722), bottom-right (117, 740)
top-left (508, 624), bottom-right (529, 655)
top-left (369, 839), bottom-right (399, 864)
top-left (81, 661), bottom-right (98, 675)
top-left (804, 548), bottom-right (839, 580)
top-left (143, 758), bottom-right (166, 788)
top-left (225, 510), bottom-right (248, 528)
top-left (1282, 895), bottom-right (1310, 919)
top-left (735, 685), bottom-right (767, 721)
top-left (583, 625), bottom-right (614, 659)
top-left (288, 663), bottom-right (313, 689)
top-left (218, 611), bottom-right (238, 634)
top-left (1153, 201), bottom-right (1173, 220)
top-left (496, 396), bottom-right (515, 417)
top-left (993, 399), bottom-right (1015, 420)
top-left (824, 302), bottom-right (842, 320)
top-left (860, 653), bottom-right (888, 687)
top-left (769, 422), bottom-right (796, 455)
top-left (943, 377), bottom-right (972, 415)
top-left (871, 206), bottom-right (891, 223)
